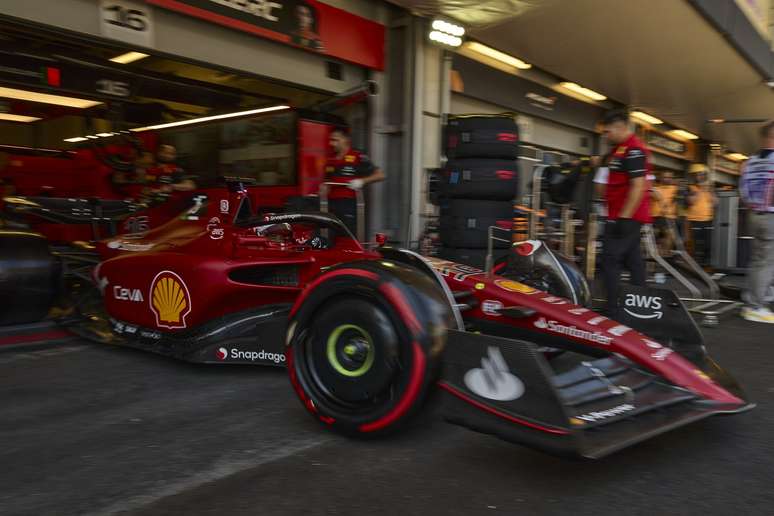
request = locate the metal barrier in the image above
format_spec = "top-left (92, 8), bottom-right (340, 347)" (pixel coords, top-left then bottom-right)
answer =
top-left (641, 223), bottom-right (740, 326)
top-left (318, 181), bottom-right (366, 243)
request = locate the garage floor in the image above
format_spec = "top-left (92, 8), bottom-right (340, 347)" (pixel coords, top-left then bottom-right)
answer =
top-left (1, 316), bottom-right (773, 516)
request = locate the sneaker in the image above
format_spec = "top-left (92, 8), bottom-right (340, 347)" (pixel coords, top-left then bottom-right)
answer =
top-left (741, 306), bottom-right (774, 324)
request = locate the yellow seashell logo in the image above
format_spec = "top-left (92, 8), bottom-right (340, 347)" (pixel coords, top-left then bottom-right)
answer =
top-left (149, 271), bottom-right (192, 329)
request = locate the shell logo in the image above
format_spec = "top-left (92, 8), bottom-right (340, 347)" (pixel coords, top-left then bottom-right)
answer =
top-left (149, 271), bottom-right (192, 329)
top-left (494, 279), bottom-right (537, 295)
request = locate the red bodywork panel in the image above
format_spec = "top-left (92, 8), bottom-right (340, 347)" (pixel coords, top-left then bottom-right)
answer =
top-left (94, 186), bottom-right (743, 408)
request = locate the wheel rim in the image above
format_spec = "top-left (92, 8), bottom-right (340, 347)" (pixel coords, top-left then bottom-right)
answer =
top-left (326, 324), bottom-right (375, 378)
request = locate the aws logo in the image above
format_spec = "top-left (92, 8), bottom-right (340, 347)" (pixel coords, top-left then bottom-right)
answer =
top-left (623, 294), bottom-right (663, 320)
top-left (149, 271), bottom-right (192, 329)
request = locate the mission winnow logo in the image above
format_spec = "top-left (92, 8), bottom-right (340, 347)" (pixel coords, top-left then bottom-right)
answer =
top-left (216, 347), bottom-right (285, 364)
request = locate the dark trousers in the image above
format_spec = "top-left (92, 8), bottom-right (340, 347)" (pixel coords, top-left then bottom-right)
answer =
top-left (330, 198), bottom-right (358, 237)
top-left (602, 220), bottom-right (646, 314)
top-left (690, 220), bottom-right (713, 266)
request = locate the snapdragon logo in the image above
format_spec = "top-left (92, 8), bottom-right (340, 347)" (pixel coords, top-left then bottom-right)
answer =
top-left (218, 347), bottom-right (286, 364)
top-left (534, 317), bottom-right (612, 345)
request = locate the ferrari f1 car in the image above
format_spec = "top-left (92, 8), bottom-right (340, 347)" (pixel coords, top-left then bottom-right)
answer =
top-left (2, 179), bottom-right (752, 459)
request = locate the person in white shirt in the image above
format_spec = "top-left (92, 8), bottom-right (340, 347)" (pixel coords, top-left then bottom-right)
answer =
top-left (739, 121), bottom-right (774, 323)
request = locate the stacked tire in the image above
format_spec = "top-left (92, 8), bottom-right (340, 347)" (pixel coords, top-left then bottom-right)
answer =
top-left (436, 115), bottom-right (519, 268)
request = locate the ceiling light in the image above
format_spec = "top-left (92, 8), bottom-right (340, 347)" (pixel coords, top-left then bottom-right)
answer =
top-left (558, 82), bottom-right (607, 101)
top-left (464, 42), bottom-right (531, 69)
top-left (428, 30), bottom-right (462, 47)
top-left (431, 19), bottom-right (465, 37)
top-left (725, 152), bottom-right (749, 161)
top-left (96, 132), bottom-right (116, 137)
top-left (0, 86), bottom-right (102, 108)
top-left (708, 118), bottom-right (726, 123)
top-left (0, 113), bottom-right (41, 122)
top-left (669, 129), bottom-right (699, 140)
top-left (109, 51), bottom-right (149, 64)
top-left (630, 110), bottom-right (663, 125)
top-left (64, 137), bottom-right (89, 143)
top-left (130, 105), bottom-right (291, 132)
top-left (767, 80), bottom-right (774, 88)
top-left (85, 135), bottom-right (99, 139)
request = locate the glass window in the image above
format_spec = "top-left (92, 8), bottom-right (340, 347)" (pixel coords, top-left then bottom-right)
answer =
top-left (160, 112), bottom-right (295, 187)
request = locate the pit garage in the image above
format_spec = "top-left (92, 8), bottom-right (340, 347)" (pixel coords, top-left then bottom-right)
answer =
top-left (1, 1), bottom-right (774, 515)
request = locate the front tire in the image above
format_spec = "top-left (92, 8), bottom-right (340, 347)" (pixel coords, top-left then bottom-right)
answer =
top-left (287, 261), bottom-right (453, 436)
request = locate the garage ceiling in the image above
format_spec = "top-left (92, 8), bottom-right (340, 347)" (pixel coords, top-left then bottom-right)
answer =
top-left (392, 0), bottom-right (774, 154)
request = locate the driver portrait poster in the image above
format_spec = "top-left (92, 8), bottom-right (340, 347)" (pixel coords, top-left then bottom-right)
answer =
top-left (146, 0), bottom-right (385, 69)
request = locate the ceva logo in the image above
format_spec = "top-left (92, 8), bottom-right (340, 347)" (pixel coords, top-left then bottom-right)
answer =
top-left (623, 294), bottom-right (663, 320)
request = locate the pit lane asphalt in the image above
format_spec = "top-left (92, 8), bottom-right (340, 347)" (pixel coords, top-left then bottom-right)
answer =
top-left (1, 316), bottom-right (772, 516)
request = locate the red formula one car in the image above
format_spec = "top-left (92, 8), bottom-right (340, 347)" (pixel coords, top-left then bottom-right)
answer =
top-left (28, 179), bottom-right (749, 459)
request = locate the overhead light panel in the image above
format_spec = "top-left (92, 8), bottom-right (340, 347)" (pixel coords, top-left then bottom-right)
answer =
top-left (64, 137), bottom-right (89, 143)
top-left (708, 118), bottom-right (726, 124)
top-left (110, 51), bottom-right (149, 64)
top-left (428, 31), bottom-right (462, 47)
top-left (0, 114), bottom-right (41, 123)
top-left (630, 110), bottom-right (663, 125)
top-left (96, 132), bottom-right (116, 137)
top-left (130, 105), bottom-right (291, 132)
top-left (725, 152), bottom-right (749, 161)
top-left (0, 86), bottom-right (102, 109)
top-left (669, 129), bottom-right (699, 140)
top-left (464, 42), bottom-right (531, 69)
top-left (428, 19), bottom-right (465, 48)
top-left (558, 82), bottom-right (607, 101)
top-left (431, 19), bottom-right (465, 37)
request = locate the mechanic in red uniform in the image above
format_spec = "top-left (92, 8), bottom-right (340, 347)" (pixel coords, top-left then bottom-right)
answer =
top-left (145, 144), bottom-right (196, 193)
top-left (599, 110), bottom-right (652, 315)
top-left (325, 126), bottom-right (385, 235)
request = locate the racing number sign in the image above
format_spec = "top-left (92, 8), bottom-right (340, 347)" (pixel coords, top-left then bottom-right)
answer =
top-left (99, 0), bottom-right (155, 48)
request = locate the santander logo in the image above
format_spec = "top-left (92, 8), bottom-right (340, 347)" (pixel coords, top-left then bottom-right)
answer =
top-left (216, 347), bottom-right (228, 361)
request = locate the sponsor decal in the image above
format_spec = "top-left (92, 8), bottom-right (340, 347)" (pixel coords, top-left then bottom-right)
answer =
top-left (541, 295), bottom-right (568, 305)
top-left (570, 403), bottom-right (635, 425)
top-left (464, 347), bottom-right (525, 401)
top-left (149, 271), bottom-right (192, 329)
top-left (482, 300), bottom-right (504, 316)
top-left (106, 240), bottom-right (155, 252)
top-left (426, 258), bottom-right (483, 282)
top-left (139, 330), bottom-right (162, 340)
top-left (534, 317), bottom-right (612, 345)
top-left (587, 316), bottom-right (607, 326)
top-left (219, 199), bottom-right (229, 213)
top-left (623, 293), bottom-right (664, 320)
top-left (513, 239), bottom-right (541, 256)
top-left (123, 215), bottom-right (150, 234)
top-left (569, 307), bottom-right (590, 315)
top-left (642, 338), bottom-right (673, 361)
top-left (474, 282), bottom-right (486, 290)
top-left (495, 279), bottom-right (537, 294)
top-left (207, 217), bottom-right (224, 240)
top-left (607, 325), bottom-right (631, 337)
top-left (222, 348), bottom-right (286, 364)
top-left (113, 285), bottom-right (144, 302)
top-left (495, 170), bottom-right (515, 180)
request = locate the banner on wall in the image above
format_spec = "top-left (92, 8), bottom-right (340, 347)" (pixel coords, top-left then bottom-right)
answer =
top-left (146, 0), bottom-right (385, 70)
